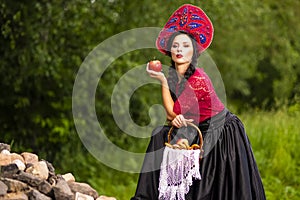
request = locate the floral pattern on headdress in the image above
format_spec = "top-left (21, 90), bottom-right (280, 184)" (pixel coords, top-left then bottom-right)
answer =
top-left (156, 4), bottom-right (214, 55)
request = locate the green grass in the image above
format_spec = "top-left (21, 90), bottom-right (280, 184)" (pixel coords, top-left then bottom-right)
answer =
top-left (240, 109), bottom-right (300, 200)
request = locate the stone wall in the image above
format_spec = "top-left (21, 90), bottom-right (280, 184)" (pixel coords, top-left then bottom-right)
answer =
top-left (0, 143), bottom-right (116, 200)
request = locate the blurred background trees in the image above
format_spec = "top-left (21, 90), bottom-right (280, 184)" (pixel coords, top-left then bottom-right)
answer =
top-left (1, 0), bottom-right (300, 199)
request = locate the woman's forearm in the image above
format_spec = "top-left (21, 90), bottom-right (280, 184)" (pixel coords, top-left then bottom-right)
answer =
top-left (161, 78), bottom-right (177, 120)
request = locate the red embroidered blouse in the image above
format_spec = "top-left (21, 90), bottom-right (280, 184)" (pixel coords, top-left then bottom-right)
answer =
top-left (172, 68), bottom-right (224, 123)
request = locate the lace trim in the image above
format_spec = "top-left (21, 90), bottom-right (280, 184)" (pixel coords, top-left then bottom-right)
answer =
top-left (158, 147), bottom-right (201, 200)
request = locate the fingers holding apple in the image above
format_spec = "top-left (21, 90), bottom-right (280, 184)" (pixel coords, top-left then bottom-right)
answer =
top-left (148, 60), bottom-right (162, 72)
top-left (146, 60), bottom-right (166, 82)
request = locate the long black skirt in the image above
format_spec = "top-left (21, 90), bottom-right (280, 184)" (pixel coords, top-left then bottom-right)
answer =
top-left (131, 109), bottom-right (266, 200)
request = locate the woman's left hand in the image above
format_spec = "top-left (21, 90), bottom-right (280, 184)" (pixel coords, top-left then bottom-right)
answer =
top-left (146, 63), bottom-right (166, 83)
top-left (171, 114), bottom-right (194, 128)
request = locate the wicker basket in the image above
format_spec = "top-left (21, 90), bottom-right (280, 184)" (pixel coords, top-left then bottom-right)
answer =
top-left (165, 122), bottom-right (204, 155)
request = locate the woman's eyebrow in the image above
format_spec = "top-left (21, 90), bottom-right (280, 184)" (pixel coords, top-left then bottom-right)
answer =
top-left (173, 41), bottom-right (191, 45)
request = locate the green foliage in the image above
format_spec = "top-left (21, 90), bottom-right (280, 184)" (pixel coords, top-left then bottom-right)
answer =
top-left (203, 0), bottom-right (300, 109)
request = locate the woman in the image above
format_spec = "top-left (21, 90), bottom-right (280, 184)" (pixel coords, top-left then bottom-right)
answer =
top-left (131, 4), bottom-right (266, 200)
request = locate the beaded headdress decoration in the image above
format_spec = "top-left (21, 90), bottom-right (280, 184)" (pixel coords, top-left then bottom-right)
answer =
top-left (156, 4), bottom-right (214, 55)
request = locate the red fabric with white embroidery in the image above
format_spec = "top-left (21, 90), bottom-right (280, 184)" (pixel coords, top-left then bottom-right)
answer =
top-left (173, 68), bottom-right (224, 123)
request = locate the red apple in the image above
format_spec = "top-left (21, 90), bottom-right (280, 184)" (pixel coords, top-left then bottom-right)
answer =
top-left (148, 60), bottom-right (162, 72)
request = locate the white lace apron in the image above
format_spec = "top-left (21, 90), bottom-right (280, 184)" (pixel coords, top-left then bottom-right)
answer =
top-left (158, 147), bottom-right (201, 200)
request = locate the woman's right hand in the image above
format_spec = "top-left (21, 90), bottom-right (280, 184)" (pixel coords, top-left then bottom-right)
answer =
top-left (146, 63), bottom-right (166, 83)
top-left (171, 114), bottom-right (194, 128)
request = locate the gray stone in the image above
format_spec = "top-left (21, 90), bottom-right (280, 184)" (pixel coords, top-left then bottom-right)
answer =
top-left (0, 178), bottom-right (29, 193)
top-left (10, 153), bottom-right (25, 164)
top-left (75, 192), bottom-right (94, 200)
top-left (47, 176), bottom-right (56, 186)
top-left (0, 149), bottom-right (10, 155)
top-left (13, 171), bottom-right (43, 187)
top-left (62, 173), bottom-right (75, 182)
top-left (20, 153), bottom-right (38, 165)
top-left (12, 159), bottom-right (26, 171)
top-left (37, 180), bottom-right (52, 196)
top-left (0, 143), bottom-right (10, 152)
top-left (96, 196), bottom-right (117, 200)
top-left (26, 188), bottom-right (52, 200)
top-left (0, 153), bottom-right (11, 166)
top-left (53, 179), bottom-right (74, 200)
top-left (68, 182), bottom-right (98, 199)
top-left (42, 160), bottom-right (55, 177)
top-left (0, 163), bottom-right (19, 178)
top-left (25, 161), bottom-right (49, 180)
top-left (0, 180), bottom-right (8, 196)
top-left (0, 192), bottom-right (28, 200)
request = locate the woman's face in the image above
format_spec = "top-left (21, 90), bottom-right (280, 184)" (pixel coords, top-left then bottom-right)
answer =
top-left (170, 34), bottom-right (194, 70)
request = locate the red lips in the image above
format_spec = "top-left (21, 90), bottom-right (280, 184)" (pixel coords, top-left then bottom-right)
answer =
top-left (176, 54), bottom-right (183, 58)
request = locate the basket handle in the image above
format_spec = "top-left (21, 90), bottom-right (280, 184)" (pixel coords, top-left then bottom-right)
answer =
top-left (167, 122), bottom-right (203, 149)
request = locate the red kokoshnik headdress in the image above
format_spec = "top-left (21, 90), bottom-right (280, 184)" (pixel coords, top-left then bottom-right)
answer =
top-left (156, 4), bottom-right (214, 55)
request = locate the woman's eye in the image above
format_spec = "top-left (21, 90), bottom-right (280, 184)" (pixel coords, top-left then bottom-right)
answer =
top-left (184, 45), bottom-right (190, 48)
top-left (172, 45), bottom-right (178, 48)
